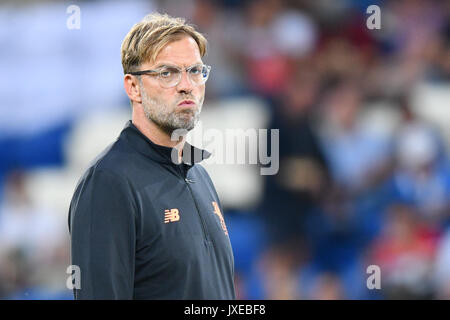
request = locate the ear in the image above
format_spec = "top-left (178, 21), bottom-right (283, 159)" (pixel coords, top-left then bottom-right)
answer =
top-left (124, 74), bottom-right (142, 106)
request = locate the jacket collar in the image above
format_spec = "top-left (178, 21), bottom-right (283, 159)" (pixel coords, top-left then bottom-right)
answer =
top-left (120, 120), bottom-right (211, 166)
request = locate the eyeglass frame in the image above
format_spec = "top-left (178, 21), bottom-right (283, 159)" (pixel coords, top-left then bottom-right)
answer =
top-left (128, 63), bottom-right (212, 88)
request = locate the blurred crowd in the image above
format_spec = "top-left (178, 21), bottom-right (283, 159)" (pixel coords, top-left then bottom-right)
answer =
top-left (0, 0), bottom-right (449, 299)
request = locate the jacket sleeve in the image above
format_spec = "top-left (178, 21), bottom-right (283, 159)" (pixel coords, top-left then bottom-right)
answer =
top-left (68, 169), bottom-right (137, 299)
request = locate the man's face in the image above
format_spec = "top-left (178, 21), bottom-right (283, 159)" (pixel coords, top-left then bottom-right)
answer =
top-left (138, 36), bottom-right (205, 135)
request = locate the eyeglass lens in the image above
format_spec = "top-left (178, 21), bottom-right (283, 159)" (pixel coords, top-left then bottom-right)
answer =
top-left (159, 65), bottom-right (209, 87)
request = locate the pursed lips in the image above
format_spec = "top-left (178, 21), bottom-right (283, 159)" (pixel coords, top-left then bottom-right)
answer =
top-left (177, 100), bottom-right (196, 107)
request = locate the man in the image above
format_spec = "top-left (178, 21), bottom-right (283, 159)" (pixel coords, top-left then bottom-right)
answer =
top-left (68, 13), bottom-right (235, 300)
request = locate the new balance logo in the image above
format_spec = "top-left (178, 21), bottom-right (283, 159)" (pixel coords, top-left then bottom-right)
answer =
top-left (164, 208), bottom-right (180, 223)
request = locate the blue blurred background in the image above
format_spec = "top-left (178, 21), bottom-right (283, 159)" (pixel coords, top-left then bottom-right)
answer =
top-left (0, 0), bottom-right (449, 300)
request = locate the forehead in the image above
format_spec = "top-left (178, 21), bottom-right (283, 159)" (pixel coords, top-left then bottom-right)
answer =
top-left (152, 36), bottom-right (202, 67)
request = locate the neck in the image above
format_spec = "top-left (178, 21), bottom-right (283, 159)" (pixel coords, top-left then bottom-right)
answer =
top-left (132, 105), bottom-right (185, 161)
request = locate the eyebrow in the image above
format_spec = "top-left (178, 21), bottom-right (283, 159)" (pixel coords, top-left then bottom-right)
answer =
top-left (152, 62), bottom-right (203, 69)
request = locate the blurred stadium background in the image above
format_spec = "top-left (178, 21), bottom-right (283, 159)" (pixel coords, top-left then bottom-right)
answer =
top-left (0, 0), bottom-right (449, 300)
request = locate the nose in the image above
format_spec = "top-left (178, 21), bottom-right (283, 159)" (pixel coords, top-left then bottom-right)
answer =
top-left (176, 70), bottom-right (194, 94)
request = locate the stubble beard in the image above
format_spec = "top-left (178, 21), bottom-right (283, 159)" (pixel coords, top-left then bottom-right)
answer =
top-left (141, 87), bottom-right (203, 136)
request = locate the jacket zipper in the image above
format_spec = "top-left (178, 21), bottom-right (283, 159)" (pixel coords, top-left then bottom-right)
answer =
top-left (176, 165), bottom-right (210, 247)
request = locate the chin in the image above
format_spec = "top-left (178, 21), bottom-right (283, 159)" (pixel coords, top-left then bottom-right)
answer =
top-left (181, 123), bottom-right (196, 132)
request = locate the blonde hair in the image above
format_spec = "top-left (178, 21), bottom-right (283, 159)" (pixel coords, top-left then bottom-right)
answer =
top-left (121, 13), bottom-right (207, 74)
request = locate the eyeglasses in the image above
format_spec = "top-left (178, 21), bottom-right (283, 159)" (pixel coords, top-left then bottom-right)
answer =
top-left (129, 63), bottom-right (211, 88)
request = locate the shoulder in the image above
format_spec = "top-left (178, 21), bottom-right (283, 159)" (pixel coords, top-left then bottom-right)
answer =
top-left (83, 134), bottom-right (144, 180)
top-left (70, 143), bottom-right (140, 219)
top-left (74, 139), bottom-right (138, 196)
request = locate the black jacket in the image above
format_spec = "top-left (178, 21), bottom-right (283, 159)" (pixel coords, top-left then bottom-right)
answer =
top-left (68, 120), bottom-right (235, 299)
